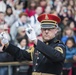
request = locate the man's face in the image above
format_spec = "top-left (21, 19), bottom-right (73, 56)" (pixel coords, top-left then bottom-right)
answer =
top-left (20, 15), bottom-right (27, 23)
top-left (41, 28), bottom-right (58, 42)
top-left (36, 7), bottom-right (42, 15)
top-left (0, 13), bottom-right (5, 20)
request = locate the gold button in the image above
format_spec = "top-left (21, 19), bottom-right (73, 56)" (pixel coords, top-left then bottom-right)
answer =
top-left (46, 42), bottom-right (49, 45)
top-left (37, 57), bottom-right (39, 59)
top-left (36, 63), bottom-right (38, 66)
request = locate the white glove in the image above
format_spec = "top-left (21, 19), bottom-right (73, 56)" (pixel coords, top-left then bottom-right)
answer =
top-left (26, 28), bottom-right (37, 40)
top-left (30, 29), bottom-right (37, 40)
top-left (0, 32), bottom-right (9, 44)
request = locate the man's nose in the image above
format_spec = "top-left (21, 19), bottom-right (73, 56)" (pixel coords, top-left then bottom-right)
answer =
top-left (45, 29), bottom-right (49, 33)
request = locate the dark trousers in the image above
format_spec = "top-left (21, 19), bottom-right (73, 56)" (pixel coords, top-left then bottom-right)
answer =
top-left (13, 65), bottom-right (32, 75)
top-left (62, 70), bottom-right (70, 75)
top-left (72, 67), bottom-right (76, 75)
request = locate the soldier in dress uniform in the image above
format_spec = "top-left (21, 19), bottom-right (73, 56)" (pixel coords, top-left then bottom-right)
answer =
top-left (0, 14), bottom-right (66, 75)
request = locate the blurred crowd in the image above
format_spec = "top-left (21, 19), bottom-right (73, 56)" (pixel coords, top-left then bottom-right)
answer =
top-left (0, 0), bottom-right (76, 75)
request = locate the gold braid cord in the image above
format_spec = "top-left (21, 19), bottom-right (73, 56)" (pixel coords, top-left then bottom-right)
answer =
top-left (26, 47), bottom-right (34, 60)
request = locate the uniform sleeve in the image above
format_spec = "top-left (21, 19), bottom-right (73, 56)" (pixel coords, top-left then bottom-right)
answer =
top-left (36, 40), bottom-right (66, 62)
top-left (3, 44), bottom-right (31, 61)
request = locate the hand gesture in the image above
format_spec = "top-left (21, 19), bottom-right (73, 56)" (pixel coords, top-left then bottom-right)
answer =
top-left (0, 32), bottom-right (9, 45)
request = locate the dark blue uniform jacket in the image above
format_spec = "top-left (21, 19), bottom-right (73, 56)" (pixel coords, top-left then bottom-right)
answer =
top-left (3, 38), bottom-right (66, 75)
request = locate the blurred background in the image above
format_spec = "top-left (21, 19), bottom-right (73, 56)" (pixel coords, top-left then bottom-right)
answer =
top-left (0, 0), bottom-right (76, 75)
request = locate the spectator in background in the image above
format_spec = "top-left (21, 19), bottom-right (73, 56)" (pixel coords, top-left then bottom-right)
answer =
top-left (0, 0), bottom-right (15, 13)
top-left (30, 6), bottom-right (43, 36)
top-left (72, 45), bottom-right (76, 75)
top-left (33, 0), bottom-right (39, 4)
top-left (63, 37), bottom-right (76, 75)
top-left (16, 26), bottom-right (28, 42)
top-left (47, 0), bottom-right (54, 9)
top-left (73, 27), bottom-right (76, 36)
top-left (0, 25), bottom-right (4, 52)
top-left (30, 6), bottom-right (42, 27)
top-left (17, 37), bottom-right (29, 50)
top-left (14, 0), bottom-right (24, 18)
top-left (74, 6), bottom-right (76, 21)
top-left (67, 9), bottom-right (74, 20)
top-left (68, 21), bottom-right (76, 30)
top-left (54, 0), bottom-right (62, 14)
top-left (0, 12), bottom-right (6, 24)
top-left (3, 23), bottom-right (11, 42)
top-left (68, 0), bottom-right (75, 8)
top-left (14, 0), bottom-right (24, 10)
top-left (39, 0), bottom-right (47, 13)
top-left (10, 12), bottom-right (29, 44)
top-left (6, 0), bottom-right (15, 7)
top-left (59, 16), bottom-right (69, 34)
top-left (21, 0), bottom-right (28, 10)
top-left (25, 1), bottom-right (37, 17)
top-left (0, 44), bottom-right (14, 75)
top-left (0, 25), bottom-right (5, 52)
top-left (4, 5), bottom-right (17, 27)
top-left (44, 5), bottom-right (51, 14)
top-left (0, 0), bottom-right (7, 12)
top-left (16, 36), bottom-right (29, 75)
top-left (0, 25), bottom-right (4, 33)
top-left (0, 24), bottom-right (10, 52)
top-left (16, 26), bottom-right (29, 46)
top-left (0, 24), bottom-right (14, 75)
top-left (59, 6), bottom-right (68, 17)
top-left (61, 26), bottom-right (76, 44)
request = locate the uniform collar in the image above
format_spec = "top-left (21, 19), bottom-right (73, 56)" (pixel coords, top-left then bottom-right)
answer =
top-left (44, 38), bottom-right (58, 45)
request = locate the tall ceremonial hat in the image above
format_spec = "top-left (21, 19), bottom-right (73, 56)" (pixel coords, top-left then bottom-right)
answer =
top-left (37, 14), bottom-right (61, 29)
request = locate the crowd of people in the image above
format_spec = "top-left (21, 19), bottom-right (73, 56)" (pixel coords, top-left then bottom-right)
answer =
top-left (0, 0), bottom-right (76, 75)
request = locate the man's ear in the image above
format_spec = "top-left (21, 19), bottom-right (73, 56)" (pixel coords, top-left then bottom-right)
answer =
top-left (55, 29), bottom-right (58, 34)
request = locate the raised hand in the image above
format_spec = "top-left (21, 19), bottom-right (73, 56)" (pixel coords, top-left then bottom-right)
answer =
top-left (0, 32), bottom-right (9, 45)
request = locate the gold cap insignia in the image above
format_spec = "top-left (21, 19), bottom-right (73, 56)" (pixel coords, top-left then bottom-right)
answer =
top-left (45, 14), bottom-right (49, 20)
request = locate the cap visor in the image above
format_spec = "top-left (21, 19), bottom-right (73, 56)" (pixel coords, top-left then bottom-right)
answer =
top-left (41, 24), bottom-right (56, 29)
